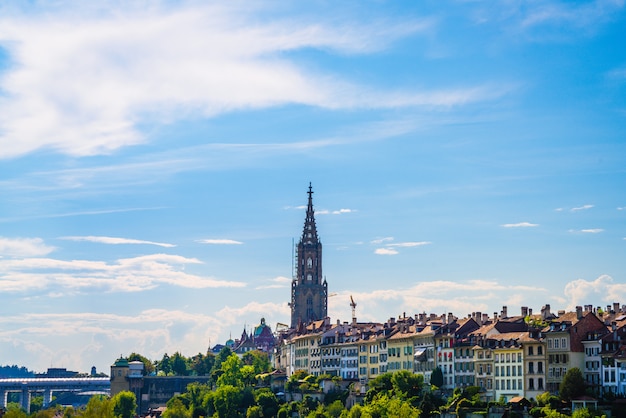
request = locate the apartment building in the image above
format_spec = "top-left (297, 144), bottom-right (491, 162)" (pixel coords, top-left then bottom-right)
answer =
top-left (273, 303), bottom-right (626, 400)
top-left (544, 307), bottom-right (606, 394)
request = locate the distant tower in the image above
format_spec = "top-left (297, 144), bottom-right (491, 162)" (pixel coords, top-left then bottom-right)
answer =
top-left (290, 183), bottom-right (328, 328)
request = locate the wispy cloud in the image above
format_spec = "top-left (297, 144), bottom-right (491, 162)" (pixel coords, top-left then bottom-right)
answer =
top-left (0, 237), bottom-right (56, 257)
top-left (61, 236), bottom-right (175, 248)
top-left (571, 204), bottom-right (594, 211)
top-left (196, 239), bottom-right (243, 245)
top-left (0, 2), bottom-right (507, 159)
top-left (256, 276), bottom-right (291, 290)
top-left (371, 237), bottom-right (394, 245)
top-left (0, 254), bottom-right (245, 293)
top-left (387, 241), bottom-right (432, 248)
top-left (518, 0), bottom-right (625, 32)
top-left (501, 222), bottom-right (539, 228)
top-left (316, 208), bottom-right (356, 215)
top-left (372, 237), bottom-right (431, 255)
top-left (569, 228), bottom-right (604, 234)
top-left (327, 279), bottom-right (549, 323)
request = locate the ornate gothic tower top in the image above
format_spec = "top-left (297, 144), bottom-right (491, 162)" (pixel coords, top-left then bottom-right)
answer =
top-left (290, 183), bottom-right (328, 328)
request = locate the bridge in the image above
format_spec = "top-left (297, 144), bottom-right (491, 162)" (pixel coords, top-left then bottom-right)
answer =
top-left (0, 377), bottom-right (110, 413)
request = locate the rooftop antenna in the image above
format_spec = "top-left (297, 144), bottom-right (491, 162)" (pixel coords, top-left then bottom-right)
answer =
top-left (350, 295), bottom-right (357, 324)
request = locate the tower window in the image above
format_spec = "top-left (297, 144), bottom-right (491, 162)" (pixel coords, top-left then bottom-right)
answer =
top-left (307, 258), bottom-right (313, 268)
top-left (307, 274), bottom-right (312, 281)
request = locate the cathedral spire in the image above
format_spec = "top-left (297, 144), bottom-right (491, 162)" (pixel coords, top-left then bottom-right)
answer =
top-left (302, 182), bottom-right (319, 244)
top-left (290, 183), bottom-right (328, 328)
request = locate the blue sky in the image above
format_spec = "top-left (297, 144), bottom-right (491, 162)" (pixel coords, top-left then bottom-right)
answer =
top-left (1, 0), bottom-right (625, 374)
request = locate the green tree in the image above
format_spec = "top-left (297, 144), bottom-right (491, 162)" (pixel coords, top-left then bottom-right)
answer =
top-left (111, 391), bottom-right (137, 418)
top-left (212, 385), bottom-right (242, 418)
top-left (536, 391), bottom-right (559, 408)
top-left (245, 405), bottom-right (262, 418)
top-left (2, 403), bottom-right (27, 418)
top-left (182, 382), bottom-right (211, 418)
top-left (363, 394), bottom-right (421, 418)
top-left (217, 353), bottom-right (244, 387)
top-left (430, 366), bottom-right (444, 388)
top-left (242, 350), bottom-right (271, 375)
top-left (326, 400), bottom-right (345, 418)
top-left (364, 372), bottom-right (394, 402)
top-left (391, 370), bottom-right (424, 400)
top-left (255, 390), bottom-right (279, 418)
top-left (559, 367), bottom-right (586, 402)
top-left (189, 352), bottom-right (214, 376)
top-left (162, 398), bottom-right (191, 418)
top-left (171, 352), bottom-right (189, 376)
top-left (571, 408), bottom-right (593, 418)
top-left (82, 394), bottom-right (112, 418)
top-left (159, 353), bottom-right (172, 375)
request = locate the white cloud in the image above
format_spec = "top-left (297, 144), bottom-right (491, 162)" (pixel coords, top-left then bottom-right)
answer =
top-left (61, 235), bottom-right (175, 247)
top-left (562, 274), bottom-right (626, 310)
top-left (387, 241), bottom-right (432, 247)
top-left (327, 279), bottom-right (550, 324)
top-left (371, 237), bottom-right (430, 254)
top-left (501, 222), bottom-right (539, 228)
top-left (569, 228), bottom-right (604, 234)
top-left (0, 237), bottom-right (56, 257)
top-left (519, 0), bottom-right (624, 31)
top-left (332, 208), bottom-right (355, 215)
top-left (571, 204), bottom-right (594, 211)
top-left (0, 2), bottom-right (506, 159)
top-left (255, 276), bottom-right (292, 290)
top-left (315, 208), bottom-right (356, 215)
top-left (216, 301), bottom-right (290, 323)
top-left (371, 237), bottom-right (394, 245)
top-left (0, 253), bottom-right (245, 293)
top-left (197, 239), bottom-right (243, 245)
top-left (374, 248), bottom-right (398, 255)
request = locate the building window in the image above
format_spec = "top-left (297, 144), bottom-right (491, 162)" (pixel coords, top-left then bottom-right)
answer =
top-left (528, 346), bottom-right (534, 356)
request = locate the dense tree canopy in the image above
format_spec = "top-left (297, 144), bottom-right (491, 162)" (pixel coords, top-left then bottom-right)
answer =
top-left (559, 367), bottom-right (586, 402)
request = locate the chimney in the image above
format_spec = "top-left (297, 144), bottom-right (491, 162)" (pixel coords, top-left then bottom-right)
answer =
top-left (482, 313), bottom-right (489, 324)
top-left (502, 306), bottom-right (508, 318)
top-left (494, 312), bottom-right (498, 321)
top-left (521, 306), bottom-right (528, 317)
top-left (448, 312), bottom-right (454, 324)
top-left (541, 304), bottom-right (551, 320)
top-left (614, 302), bottom-right (620, 313)
top-left (529, 308), bottom-right (533, 316)
top-left (558, 310), bottom-right (565, 316)
top-left (576, 306), bottom-right (583, 319)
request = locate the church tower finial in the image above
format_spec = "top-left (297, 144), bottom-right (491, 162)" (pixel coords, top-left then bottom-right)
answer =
top-left (290, 183), bottom-right (328, 328)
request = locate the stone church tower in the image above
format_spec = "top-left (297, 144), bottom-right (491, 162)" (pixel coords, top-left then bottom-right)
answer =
top-left (290, 183), bottom-right (328, 328)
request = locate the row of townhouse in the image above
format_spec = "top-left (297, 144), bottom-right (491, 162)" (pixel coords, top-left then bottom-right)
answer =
top-left (274, 302), bottom-right (626, 401)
